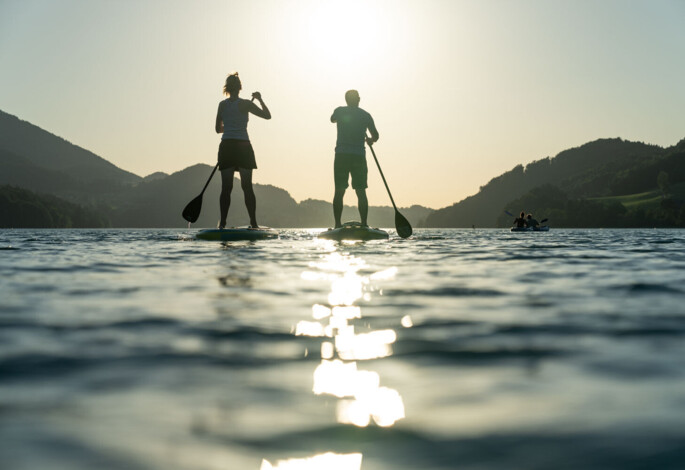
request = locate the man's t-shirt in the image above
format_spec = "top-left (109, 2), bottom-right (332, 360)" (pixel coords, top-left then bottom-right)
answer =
top-left (331, 106), bottom-right (377, 156)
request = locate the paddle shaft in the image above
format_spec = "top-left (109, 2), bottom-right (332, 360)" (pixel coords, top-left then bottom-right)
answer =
top-left (199, 164), bottom-right (219, 196)
top-left (367, 142), bottom-right (399, 212)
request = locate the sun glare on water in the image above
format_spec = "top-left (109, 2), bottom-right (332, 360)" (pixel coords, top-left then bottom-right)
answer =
top-left (261, 452), bottom-right (362, 470)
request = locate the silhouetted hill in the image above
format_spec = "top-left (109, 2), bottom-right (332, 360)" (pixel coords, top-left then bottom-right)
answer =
top-left (104, 164), bottom-right (300, 227)
top-left (0, 148), bottom-right (84, 197)
top-left (1, 110), bottom-right (431, 228)
top-left (12, 109), bottom-right (681, 229)
top-left (494, 181), bottom-right (685, 228)
top-left (424, 138), bottom-right (676, 227)
top-left (493, 144), bottom-right (685, 228)
top-left (142, 172), bottom-right (169, 182)
top-left (101, 164), bottom-right (431, 228)
top-left (0, 185), bottom-right (108, 228)
top-left (0, 110), bottom-right (140, 189)
top-left (605, 146), bottom-right (685, 196)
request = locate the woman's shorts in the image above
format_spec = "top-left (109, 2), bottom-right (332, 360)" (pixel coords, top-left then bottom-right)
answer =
top-left (334, 153), bottom-right (368, 190)
top-left (218, 139), bottom-right (257, 171)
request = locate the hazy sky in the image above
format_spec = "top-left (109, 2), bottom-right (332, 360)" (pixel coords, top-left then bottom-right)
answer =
top-left (1, 0), bottom-right (684, 208)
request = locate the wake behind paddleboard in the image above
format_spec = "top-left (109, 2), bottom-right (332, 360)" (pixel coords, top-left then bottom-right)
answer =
top-left (318, 222), bottom-right (389, 241)
top-left (196, 227), bottom-right (278, 241)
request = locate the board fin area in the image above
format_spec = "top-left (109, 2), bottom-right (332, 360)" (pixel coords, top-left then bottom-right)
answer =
top-left (196, 227), bottom-right (278, 241)
top-left (318, 221), bottom-right (389, 241)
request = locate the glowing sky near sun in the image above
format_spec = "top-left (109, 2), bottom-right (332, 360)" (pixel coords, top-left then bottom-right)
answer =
top-left (1, 0), bottom-right (684, 208)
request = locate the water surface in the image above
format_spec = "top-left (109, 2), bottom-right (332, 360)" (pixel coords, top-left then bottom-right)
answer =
top-left (1, 228), bottom-right (685, 469)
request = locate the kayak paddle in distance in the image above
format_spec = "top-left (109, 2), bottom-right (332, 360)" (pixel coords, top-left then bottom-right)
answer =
top-left (182, 163), bottom-right (219, 223)
top-left (366, 137), bottom-right (412, 239)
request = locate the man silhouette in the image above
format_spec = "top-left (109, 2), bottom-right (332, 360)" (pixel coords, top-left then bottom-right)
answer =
top-left (330, 90), bottom-right (379, 228)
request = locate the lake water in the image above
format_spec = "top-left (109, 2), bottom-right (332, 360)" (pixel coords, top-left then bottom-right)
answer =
top-left (1, 228), bottom-right (685, 470)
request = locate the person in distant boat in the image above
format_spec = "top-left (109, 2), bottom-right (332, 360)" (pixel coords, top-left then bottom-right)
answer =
top-left (215, 72), bottom-right (271, 229)
top-left (525, 213), bottom-right (540, 228)
top-left (513, 211), bottom-right (526, 228)
top-left (330, 89), bottom-right (379, 228)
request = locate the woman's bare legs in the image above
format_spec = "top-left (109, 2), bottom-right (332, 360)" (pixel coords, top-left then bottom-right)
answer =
top-left (219, 168), bottom-right (235, 228)
top-left (239, 168), bottom-right (258, 228)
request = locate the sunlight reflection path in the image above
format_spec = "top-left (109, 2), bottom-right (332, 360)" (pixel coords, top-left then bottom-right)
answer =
top-left (264, 243), bottom-right (407, 468)
top-left (261, 452), bottom-right (362, 470)
top-left (298, 247), bottom-right (406, 428)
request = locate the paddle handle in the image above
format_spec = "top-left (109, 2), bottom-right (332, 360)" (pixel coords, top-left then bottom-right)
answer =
top-left (367, 139), bottom-right (399, 212)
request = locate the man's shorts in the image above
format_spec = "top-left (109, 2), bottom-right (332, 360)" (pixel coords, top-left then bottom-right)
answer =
top-left (218, 139), bottom-right (257, 171)
top-left (334, 153), bottom-right (368, 190)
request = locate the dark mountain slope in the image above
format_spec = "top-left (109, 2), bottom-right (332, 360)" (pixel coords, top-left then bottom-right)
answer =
top-left (106, 164), bottom-right (300, 227)
top-left (424, 138), bottom-right (668, 227)
top-left (0, 109), bottom-right (140, 186)
top-left (0, 185), bottom-right (108, 228)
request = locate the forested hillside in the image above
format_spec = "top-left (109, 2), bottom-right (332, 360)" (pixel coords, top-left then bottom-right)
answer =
top-left (3, 108), bottom-right (682, 228)
top-left (0, 110), bottom-right (430, 228)
top-left (424, 138), bottom-right (685, 227)
top-left (0, 186), bottom-right (109, 228)
top-left (0, 110), bottom-right (140, 186)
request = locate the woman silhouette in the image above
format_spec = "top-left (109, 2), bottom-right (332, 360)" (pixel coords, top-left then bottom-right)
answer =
top-left (215, 72), bottom-right (271, 228)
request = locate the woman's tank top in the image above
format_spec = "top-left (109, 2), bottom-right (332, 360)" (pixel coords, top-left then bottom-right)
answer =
top-left (221, 98), bottom-right (249, 141)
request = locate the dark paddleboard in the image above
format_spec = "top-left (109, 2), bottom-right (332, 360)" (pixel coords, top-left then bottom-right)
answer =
top-left (318, 222), bottom-right (389, 241)
top-left (510, 226), bottom-right (550, 232)
top-left (196, 227), bottom-right (278, 241)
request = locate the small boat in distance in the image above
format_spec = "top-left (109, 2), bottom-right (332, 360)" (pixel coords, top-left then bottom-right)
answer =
top-left (510, 225), bottom-right (550, 232)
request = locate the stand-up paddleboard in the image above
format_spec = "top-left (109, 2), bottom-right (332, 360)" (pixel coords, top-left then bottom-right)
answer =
top-left (318, 221), bottom-right (389, 241)
top-left (510, 226), bottom-right (550, 232)
top-left (196, 227), bottom-right (278, 241)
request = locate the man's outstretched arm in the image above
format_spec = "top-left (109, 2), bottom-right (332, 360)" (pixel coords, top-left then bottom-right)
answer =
top-left (366, 117), bottom-right (379, 144)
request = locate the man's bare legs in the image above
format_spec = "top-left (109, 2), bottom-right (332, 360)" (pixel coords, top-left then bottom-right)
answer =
top-left (355, 188), bottom-right (368, 226)
top-left (333, 186), bottom-right (368, 228)
top-left (333, 187), bottom-right (345, 228)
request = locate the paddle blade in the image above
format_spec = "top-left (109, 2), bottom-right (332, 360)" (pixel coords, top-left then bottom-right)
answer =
top-left (182, 194), bottom-right (203, 223)
top-left (395, 210), bottom-right (413, 239)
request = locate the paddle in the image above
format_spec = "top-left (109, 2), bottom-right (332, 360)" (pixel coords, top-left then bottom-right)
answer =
top-left (367, 138), bottom-right (412, 238)
top-left (182, 163), bottom-right (219, 223)
top-left (182, 97), bottom-right (257, 224)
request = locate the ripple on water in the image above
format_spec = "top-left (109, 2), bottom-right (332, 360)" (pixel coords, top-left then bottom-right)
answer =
top-left (1, 228), bottom-right (685, 470)
top-left (385, 286), bottom-right (505, 297)
top-left (605, 282), bottom-right (684, 295)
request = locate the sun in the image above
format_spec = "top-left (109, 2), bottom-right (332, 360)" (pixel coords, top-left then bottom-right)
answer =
top-left (296, 0), bottom-right (396, 74)
top-left (307, 1), bottom-right (384, 57)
